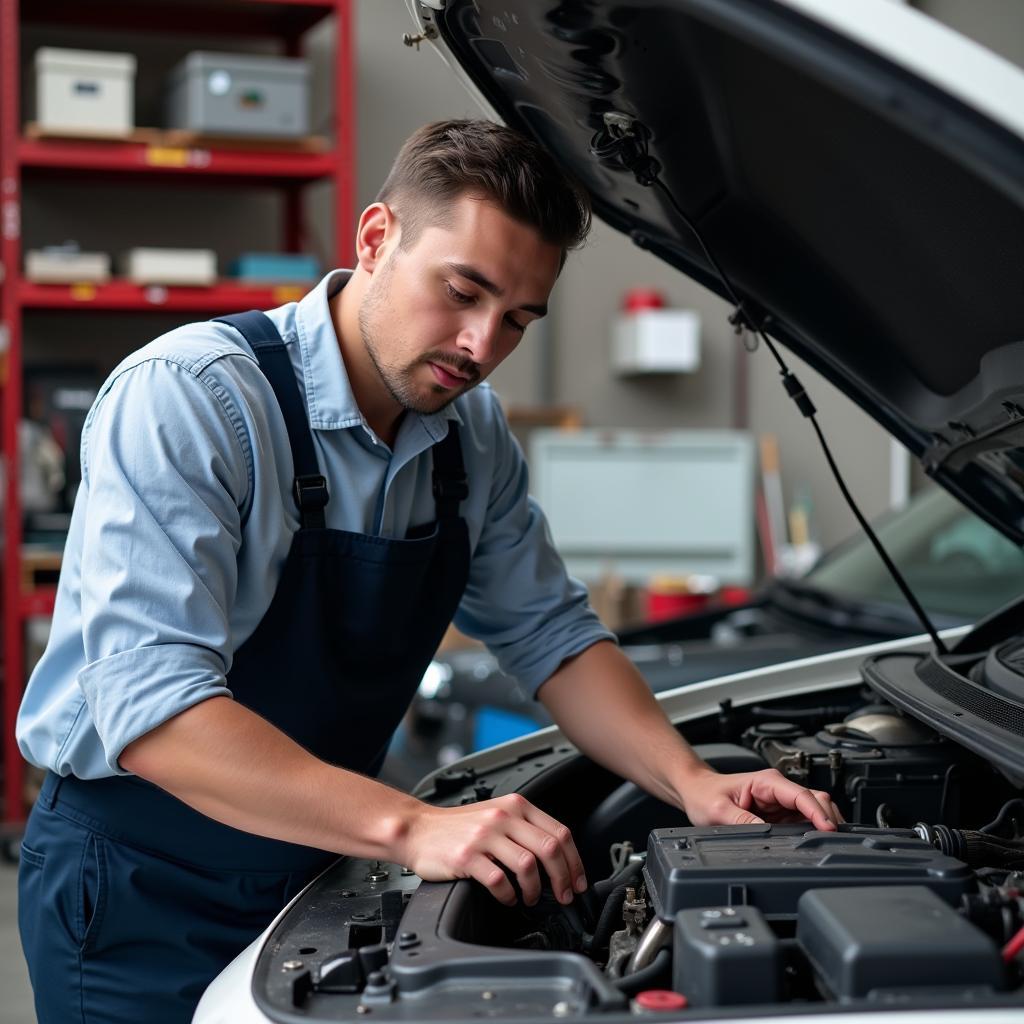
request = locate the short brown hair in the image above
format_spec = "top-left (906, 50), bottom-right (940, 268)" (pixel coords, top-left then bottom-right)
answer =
top-left (376, 119), bottom-right (591, 268)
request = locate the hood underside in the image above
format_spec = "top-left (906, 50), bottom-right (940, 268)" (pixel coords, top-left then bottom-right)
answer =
top-left (414, 0), bottom-right (1024, 542)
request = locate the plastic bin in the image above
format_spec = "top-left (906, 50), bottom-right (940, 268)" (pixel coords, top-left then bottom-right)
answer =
top-left (166, 51), bottom-right (310, 138)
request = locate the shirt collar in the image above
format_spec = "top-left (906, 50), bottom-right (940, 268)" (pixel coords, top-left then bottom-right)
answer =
top-left (294, 269), bottom-right (462, 436)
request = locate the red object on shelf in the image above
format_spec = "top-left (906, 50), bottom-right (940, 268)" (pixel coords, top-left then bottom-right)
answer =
top-left (0, 0), bottom-right (355, 829)
top-left (645, 575), bottom-right (718, 623)
top-left (634, 990), bottom-right (689, 1012)
top-left (718, 585), bottom-right (753, 606)
top-left (622, 287), bottom-right (666, 312)
top-left (647, 590), bottom-right (710, 622)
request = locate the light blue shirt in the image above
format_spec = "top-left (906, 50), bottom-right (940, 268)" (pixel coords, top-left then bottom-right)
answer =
top-left (17, 270), bottom-right (613, 779)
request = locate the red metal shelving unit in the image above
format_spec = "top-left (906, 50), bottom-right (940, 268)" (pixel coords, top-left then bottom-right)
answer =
top-left (0, 0), bottom-right (354, 831)
top-left (19, 137), bottom-right (338, 182)
top-left (19, 279), bottom-right (313, 312)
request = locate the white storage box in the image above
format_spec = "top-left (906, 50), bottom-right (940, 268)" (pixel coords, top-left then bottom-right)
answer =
top-left (613, 308), bottom-right (701, 374)
top-left (166, 51), bottom-right (310, 138)
top-left (121, 248), bottom-right (217, 286)
top-left (34, 47), bottom-right (136, 136)
top-left (26, 248), bottom-right (111, 284)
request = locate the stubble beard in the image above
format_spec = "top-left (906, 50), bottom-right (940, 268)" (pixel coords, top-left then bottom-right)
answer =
top-left (358, 259), bottom-right (480, 415)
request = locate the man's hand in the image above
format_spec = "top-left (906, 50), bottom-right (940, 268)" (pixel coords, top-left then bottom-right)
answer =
top-left (679, 766), bottom-right (844, 831)
top-left (397, 793), bottom-right (587, 907)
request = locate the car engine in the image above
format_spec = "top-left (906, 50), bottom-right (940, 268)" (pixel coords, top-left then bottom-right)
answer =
top-left (249, 688), bottom-right (1024, 1021)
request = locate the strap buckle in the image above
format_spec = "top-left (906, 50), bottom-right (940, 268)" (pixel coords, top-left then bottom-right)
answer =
top-left (293, 473), bottom-right (330, 512)
top-left (432, 473), bottom-right (469, 505)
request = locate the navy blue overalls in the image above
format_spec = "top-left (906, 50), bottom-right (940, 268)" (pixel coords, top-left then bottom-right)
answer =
top-left (19, 311), bottom-right (472, 1023)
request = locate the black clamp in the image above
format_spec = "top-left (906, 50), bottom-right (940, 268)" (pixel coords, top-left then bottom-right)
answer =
top-left (782, 371), bottom-right (817, 419)
top-left (294, 474), bottom-right (330, 528)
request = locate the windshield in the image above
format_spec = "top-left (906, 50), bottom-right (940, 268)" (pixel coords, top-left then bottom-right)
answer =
top-left (803, 487), bottom-right (1024, 619)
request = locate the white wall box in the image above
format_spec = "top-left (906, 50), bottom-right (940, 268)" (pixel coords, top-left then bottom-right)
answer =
top-left (34, 48), bottom-right (136, 136)
top-left (613, 308), bottom-right (701, 375)
top-left (530, 429), bottom-right (755, 585)
top-left (166, 52), bottom-right (311, 138)
top-left (121, 248), bottom-right (217, 286)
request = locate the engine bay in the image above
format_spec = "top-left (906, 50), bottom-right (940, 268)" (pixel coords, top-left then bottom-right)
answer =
top-left (250, 670), bottom-right (1024, 1021)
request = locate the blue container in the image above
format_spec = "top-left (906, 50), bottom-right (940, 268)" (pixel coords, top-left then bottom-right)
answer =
top-left (229, 252), bottom-right (320, 283)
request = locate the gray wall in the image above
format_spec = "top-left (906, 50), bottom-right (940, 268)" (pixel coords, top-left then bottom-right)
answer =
top-left (19, 1), bottom-right (1024, 557)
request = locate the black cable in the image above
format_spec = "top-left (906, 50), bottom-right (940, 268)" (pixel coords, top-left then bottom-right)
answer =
top-left (636, 170), bottom-right (948, 655)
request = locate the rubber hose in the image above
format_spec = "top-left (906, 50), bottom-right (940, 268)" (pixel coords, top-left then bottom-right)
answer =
top-left (981, 799), bottom-right (1024, 838)
top-left (613, 948), bottom-right (671, 994)
top-left (584, 882), bottom-right (630, 955)
top-left (962, 831), bottom-right (1024, 871)
top-left (920, 823), bottom-right (1024, 869)
top-left (594, 861), bottom-right (641, 901)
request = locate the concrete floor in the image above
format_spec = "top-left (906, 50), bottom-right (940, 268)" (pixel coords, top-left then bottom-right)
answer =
top-left (0, 861), bottom-right (35, 1023)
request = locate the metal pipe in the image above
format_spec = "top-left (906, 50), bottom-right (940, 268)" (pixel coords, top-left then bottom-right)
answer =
top-left (625, 916), bottom-right (673, 975)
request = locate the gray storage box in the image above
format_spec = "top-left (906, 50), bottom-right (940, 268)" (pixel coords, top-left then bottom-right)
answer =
top-left (166, 51), bottom-right (310, 138)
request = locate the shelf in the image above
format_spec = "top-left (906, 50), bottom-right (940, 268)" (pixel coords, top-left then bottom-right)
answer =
top-left (19, 279), bottom-right (312, 312)
top-left (19, 137), bottom-right (337, 184)
top-left (21, 0), bottom-right (335, 38)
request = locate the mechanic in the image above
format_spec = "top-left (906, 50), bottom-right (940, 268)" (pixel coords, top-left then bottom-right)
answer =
top-left (16, 119), bottom-right (842, 1023)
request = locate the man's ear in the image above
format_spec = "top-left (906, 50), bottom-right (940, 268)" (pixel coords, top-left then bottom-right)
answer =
top-left (355, 203), bottom-right (398, 273)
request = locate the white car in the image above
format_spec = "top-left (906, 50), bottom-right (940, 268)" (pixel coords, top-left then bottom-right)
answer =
top-left (196, 0), bottom-right (1024, 1020)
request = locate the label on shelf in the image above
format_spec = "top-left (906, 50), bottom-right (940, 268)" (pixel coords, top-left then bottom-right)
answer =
top-left (272, 286), bottom-right (305, 303)
top-left (145, 146), bottom-right (190, 168)
top-left (69, 283), bottom-right (97, 301)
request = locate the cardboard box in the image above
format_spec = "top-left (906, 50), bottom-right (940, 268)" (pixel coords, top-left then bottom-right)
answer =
top-left (34, 47), bottom-right (136, 136)
top-left (122, 247), bottom-right (217, 286)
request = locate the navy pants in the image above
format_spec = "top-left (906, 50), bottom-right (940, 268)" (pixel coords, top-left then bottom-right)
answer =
top-left (19, 774), bottom-right (324, 1024)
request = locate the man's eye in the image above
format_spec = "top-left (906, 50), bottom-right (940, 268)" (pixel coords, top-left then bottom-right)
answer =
top-left (446, 283), bottom-right (473, 304)
top-left (505, 316), bottom-right (527, 334)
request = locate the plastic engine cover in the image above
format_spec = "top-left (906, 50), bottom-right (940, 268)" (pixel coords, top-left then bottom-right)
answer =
top-left (644, 824), bottom-right (976, 919)
top-left (797, 886), bottom-right (1004, 1000)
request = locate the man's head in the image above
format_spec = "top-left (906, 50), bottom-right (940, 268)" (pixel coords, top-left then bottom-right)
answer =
top-left (377, 119), bottom-right (592, 272)
top-left (341, 120), bottom-right (591, 428)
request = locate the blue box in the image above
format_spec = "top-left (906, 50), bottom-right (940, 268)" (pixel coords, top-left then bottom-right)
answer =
top-left (229, 252), bottom-right (320, 283)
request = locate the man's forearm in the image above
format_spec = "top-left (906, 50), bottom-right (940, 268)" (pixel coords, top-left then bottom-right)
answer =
top-left (537, 640), bottom-right (842, 831)
top-left (120, 695), bottom-right (419, 859)
top-left (120, 694), bottom-right (591, 906)
top-left (536, 640), bottom-right (707, 809)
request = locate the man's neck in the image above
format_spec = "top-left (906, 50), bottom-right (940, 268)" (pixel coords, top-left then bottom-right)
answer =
top-left (330, 276), bottom-right (404, 448)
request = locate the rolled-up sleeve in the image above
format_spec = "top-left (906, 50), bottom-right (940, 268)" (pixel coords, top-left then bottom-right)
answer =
top-left (454, 395), bottom-right (615, 695)
top-left (78, 357), bottom-right (250, 772)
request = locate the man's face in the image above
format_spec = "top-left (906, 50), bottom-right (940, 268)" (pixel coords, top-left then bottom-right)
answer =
top-left (358, 195), bottom-right (562, 416)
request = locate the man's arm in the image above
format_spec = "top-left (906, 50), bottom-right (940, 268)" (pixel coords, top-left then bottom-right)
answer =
top-left (537, 640), bottom-right (842, 830)
top-left (121, 696), bottom-right (588, 907)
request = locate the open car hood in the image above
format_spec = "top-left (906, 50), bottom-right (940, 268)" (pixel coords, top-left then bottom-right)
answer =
top-left (409, 0), bottom-right (1024, 543)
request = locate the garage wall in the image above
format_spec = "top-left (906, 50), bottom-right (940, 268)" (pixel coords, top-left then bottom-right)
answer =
top-left (21, 1), bottom-right (1023, 557)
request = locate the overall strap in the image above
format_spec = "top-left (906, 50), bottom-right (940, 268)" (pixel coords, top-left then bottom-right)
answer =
top-left (432, 425), bottom-right (468, 521)
top-left (213, 310), bottom-right (329, 529)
